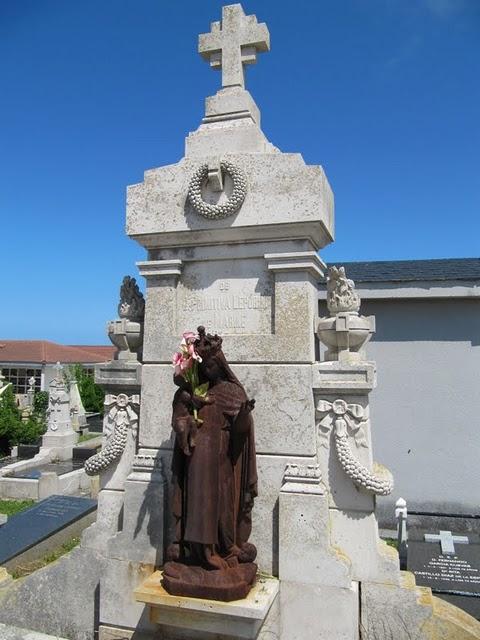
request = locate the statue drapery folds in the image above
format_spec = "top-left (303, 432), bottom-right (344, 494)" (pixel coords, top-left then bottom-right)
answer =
top-left (164, 327), bottom-right (258, 601)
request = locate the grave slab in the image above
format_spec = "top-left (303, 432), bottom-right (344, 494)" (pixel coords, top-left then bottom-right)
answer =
top-left (0, 494), bottom-right (97, 567)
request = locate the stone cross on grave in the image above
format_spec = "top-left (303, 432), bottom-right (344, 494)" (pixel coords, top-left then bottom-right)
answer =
top-left (424, 530), bottom-right (469, 556)
top-left (199, 4), bottom-right (270, 89)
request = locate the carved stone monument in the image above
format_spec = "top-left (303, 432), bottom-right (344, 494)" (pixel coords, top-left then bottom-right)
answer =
top-left (81, 5), bottom-right (480, 640)
top-left (2, 6), bottom-right (480, 640)
top-left (40, 363), bottom-right (78, 461)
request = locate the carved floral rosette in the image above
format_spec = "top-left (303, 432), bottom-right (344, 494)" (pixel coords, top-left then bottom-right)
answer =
top-left (84, 393), bottom-right (139, 476)
top-left (316, 399), bottom-right (393, 496)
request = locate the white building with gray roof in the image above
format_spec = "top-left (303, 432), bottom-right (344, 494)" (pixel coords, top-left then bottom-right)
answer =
top-left (319, 258), bottom-right (480, 528)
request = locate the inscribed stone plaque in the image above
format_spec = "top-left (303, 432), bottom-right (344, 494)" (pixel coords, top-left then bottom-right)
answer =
top-left (176, 259), bottom-right (273, 335)
top-left (408, 528), bottom-right (480, 620)
top-left (0, 494), bottom-right (97, 565)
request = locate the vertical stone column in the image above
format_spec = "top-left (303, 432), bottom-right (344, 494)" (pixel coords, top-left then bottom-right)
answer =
top-left (265, 251), bottom-right (324, 362)
top-left (314, 268), bottom-right (398, 586)
top-left (83, 360), bottom-right (142, 551)
top-left (99, 451), bottom-right (166, 637)
top-left (278, 463), bottom-right (359, 640)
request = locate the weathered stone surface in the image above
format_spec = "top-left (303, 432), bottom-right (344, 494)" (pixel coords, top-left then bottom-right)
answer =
top-left (279, 491), bottom-right (351, 588)
top-left (109, 463), bottom-right (166, 564)
top-left (0, 568), bottom-right (12, 586)
top-left (139, 364), bottom-right (316, 456)
top-left (330, 508), bottom-right (399, 584)
top-left (139, 245), bottom-right (323, 364)
top-left (198, 4), bottom-right (270, 90)
top-left (82, 488), bottom-right (124, 552)
top-left (280, 580), bottom-right (359, 640)
top-left (361, 572), bottom-right (480, 639)
top-left (0, 544), bottom-right (106, 640)
top-left (100, 557), bottom-right (157, 636)
top-left (127, 153), bottom-right (333, 250)
top-left (134, 570), bottom-right (278, 638)
top-left (0, 623), bottom-right (69, 640)
top-left (94, 359), bottom-right (142, 391)
top-left (252, 455), bottom-right (316, 575)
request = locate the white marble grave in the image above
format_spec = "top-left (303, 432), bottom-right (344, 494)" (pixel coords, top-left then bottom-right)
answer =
top-left (40, 364), bottom-right (78, 461)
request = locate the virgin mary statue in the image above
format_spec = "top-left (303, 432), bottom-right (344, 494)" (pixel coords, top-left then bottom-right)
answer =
top-left (163, 327), bottom-right (258, 601)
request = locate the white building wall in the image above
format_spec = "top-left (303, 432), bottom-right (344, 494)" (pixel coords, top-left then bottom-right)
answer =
top-left (319, 297), bottom-right (480, 526)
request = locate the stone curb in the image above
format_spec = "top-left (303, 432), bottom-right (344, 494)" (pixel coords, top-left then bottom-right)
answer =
top-left (0, 623), bottom-right (69, 639)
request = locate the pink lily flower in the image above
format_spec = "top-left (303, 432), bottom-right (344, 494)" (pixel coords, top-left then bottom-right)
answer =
top-left (180, 357), bottom-right (193, 372)
top-left (187, 342), bottom-right (203, 362)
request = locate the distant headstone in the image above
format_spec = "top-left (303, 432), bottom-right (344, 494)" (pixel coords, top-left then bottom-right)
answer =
top-left (46, 366), bottom-right (71, 433)
top-left (69, 380), bottom-right (87, 429)
top-left (26, 375), bottom-right (36, 408)
top-left (40, 366), bottom-right (78, 460)
top-left (0, 495), bottom-right (96, 566)
top-left (408, 528), bottom-right (480, 620)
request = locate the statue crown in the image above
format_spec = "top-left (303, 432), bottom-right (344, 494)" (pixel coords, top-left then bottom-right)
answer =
top-left (195, 326), bottom-right (223, 358)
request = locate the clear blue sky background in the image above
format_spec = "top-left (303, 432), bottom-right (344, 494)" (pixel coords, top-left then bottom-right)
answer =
top-left (1, 0), bottom-right (479, 343)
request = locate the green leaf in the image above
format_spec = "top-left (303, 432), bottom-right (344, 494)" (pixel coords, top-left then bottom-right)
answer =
top-left (194, 382), bottom-right (209, 397)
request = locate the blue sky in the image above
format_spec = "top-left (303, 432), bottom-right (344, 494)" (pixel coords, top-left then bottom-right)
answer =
top-left (1, 0), bottom-right (479, 343)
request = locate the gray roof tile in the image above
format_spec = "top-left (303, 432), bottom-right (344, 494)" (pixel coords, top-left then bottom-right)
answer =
top-left (325, 258), bottom-right (480, 283)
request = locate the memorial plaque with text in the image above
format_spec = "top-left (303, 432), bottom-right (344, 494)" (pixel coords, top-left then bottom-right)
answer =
top-left (176, 259), bottom-right (273, 335)
top-left (408, 528), bottom-right (480, 620)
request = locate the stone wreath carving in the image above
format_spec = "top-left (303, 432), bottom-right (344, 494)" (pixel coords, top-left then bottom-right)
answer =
top-left (316, 399), bottom-right (393, 496)
top-left (187, 160), bottom-right (247, 220)
top-left (84, 393), bottom-right (139, 476)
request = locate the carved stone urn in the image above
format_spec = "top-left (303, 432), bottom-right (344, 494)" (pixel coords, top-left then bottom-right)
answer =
top-left (107, 276), bottom-right (145, 362)
top-left (317, 266), bottom-right (375, 363)
top-left (318, 313), bottom-right (375, 363)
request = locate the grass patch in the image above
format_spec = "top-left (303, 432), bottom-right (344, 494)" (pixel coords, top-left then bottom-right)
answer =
top-left (0, 499), bottom-right (35, 516)
top-left (78, 432), bottom-right (100, 443)
top-left (384, 537), bottom-right (399, 550)
top-left (11, 537), bottom-right (81, 579)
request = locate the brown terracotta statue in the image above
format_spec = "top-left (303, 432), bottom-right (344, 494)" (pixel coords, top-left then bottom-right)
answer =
top-left (163, 327), bottom-right (258, 601)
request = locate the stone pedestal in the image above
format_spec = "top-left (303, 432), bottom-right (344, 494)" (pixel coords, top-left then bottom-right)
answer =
top-left (134, 572), bottom-right (278, 639)
top-left (313, 361), bottom-right (399, 585)
top-left (83, 360), bottom-right (142, 550)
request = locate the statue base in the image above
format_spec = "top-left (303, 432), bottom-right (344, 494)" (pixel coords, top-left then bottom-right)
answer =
top-left (134, 569), bottom-right (278, 639)
top-left (162, 560), bottom-right (257, 602)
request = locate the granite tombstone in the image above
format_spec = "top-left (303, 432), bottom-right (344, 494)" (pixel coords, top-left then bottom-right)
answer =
top-left (408, 528), bottom-right (480, 619)
top-left (0, 495), bottom-right (96, 568)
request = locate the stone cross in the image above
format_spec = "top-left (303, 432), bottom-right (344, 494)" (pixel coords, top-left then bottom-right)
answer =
top-left (424, 530), bottom-right (469, 556)
top-left (199, 4), bottom-right (270, 89)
